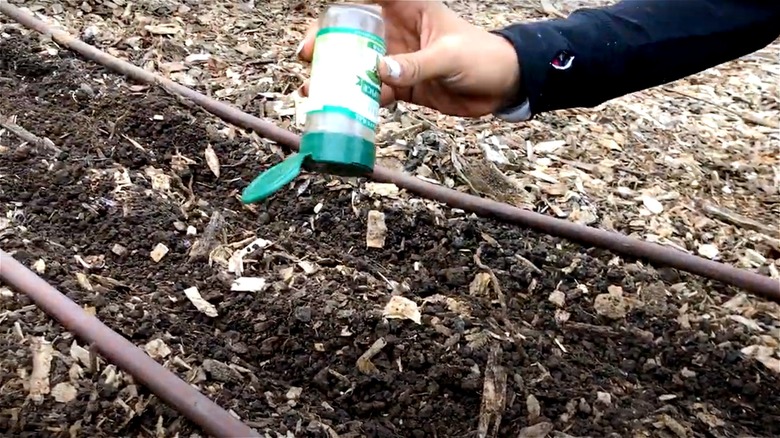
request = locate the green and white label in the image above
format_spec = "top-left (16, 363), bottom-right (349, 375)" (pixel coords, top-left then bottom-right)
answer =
top-left (306, 27), bottom-right (386, 131)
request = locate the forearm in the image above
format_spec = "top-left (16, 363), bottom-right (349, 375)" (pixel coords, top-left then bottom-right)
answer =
top-left (494, 0), bottom-right (780, 118)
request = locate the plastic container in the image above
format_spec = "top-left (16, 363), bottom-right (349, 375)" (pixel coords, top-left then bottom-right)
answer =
top-left (242, 3), bottom-right (386, 204)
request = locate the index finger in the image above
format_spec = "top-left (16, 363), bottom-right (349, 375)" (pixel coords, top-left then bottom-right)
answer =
top-left (296, 21), bottom-right (319, 62)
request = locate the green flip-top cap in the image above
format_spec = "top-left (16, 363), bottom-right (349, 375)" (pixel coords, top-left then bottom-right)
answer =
top-left (241, 152), bottom-right (309, 204)
top-left (299, 131), bottom-right (375, 176)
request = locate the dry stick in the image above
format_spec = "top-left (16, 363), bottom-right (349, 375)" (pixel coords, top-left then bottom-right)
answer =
top-left (696, 199), bottom-right (780, 238)
top-left (476, 343), bottom-right (507, 438)
top-left (0, 110), bottom-right (62, 154)
top-left (665, 88), bottom-right (780, 129)
top-left (1, 2), bottom-right (778, 306)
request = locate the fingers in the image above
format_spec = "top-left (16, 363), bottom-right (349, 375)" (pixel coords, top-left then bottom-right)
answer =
top-left (299, 81), bottom-right (397, 107)
top-left (296, 21), bottom-right (319, 62)
top-left (378, 40), bottom-right (453, 88)
top-left (379, 85), bottom-right (397, 106)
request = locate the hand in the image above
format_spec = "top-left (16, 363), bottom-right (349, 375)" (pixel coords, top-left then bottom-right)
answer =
top-left (296, 0), bottom-right (522, 118)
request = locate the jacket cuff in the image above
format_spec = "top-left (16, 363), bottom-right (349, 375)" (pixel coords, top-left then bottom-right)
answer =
top-left (493, 98), bottom-right (532, 122)
top-left (492, 20), bottom-right (576, 117)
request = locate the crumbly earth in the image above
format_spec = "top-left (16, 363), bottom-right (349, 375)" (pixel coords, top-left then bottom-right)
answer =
top-left (1, 30), bottom-right (779, 438)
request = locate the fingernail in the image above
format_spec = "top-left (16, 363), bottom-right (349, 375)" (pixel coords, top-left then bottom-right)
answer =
top-left (295, 41), bottom-right (305, 57)
top-left (384, 57), bottom-right (402, 79)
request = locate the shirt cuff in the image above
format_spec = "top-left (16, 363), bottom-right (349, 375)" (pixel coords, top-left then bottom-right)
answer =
top-left (493, 98), bottom-right (532, 122)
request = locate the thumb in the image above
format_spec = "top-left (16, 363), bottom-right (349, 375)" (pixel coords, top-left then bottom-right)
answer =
top-left (379, 44), bottom-right (452, 88)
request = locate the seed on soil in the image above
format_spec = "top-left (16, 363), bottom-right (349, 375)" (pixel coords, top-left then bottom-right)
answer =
top-left (150, 243), bottom-right (169, 262)
top-left (364, 182), bottom-right (400, 198)
top-left (69, 342), bottom-right (91, 368)
top-left (526, 394), bottom-right (541, 421)
top-left (596, 391), bottom-right (612, 406)
top-left (297, 260), bottom-right (317, 275)
top-left (183, 286), bottom-right (218, 317)
top-left (285, 386), bottom-right (303, 402)
top-left (356, 337), bottom-right (387, 375)
top-left (31, 258), bottom-right (45, 274)
top-left (423, 294), bottom-right (471, 318)
top-left (517, 421), bottom-right (554, 438)
top-left (698, 243), bottom-right (720, 259)
top-left (469, 272), bottom-right (492, 295)
top-left (74, 272), bottom-right (93, 291)
top-left (279, 266), bottom-right (295, 282)
top-left (144, 339), bottom-right (172, 361)
top-left (230, 277), bottom-right (267, 292)
top-left (204, 144), bottom-right (220, 178)
top-left (555, 309), bottom-right (571, 323)
top-left (145, 166), bottom-right (171, 191)
top-left (202, 359), bottom-right (240, 383)
top-left (51, 382), bottom-right (78, 403)
top-left (594, 285), bottom-right (632, 319)
top-left (548, 290), bottom-right (565, 307)
top-left (111, 243), bottom-right (127, 257)
top-left (227, 236), bottom-right (272, 276)
top-left (366, 209), bottom-right (387, 248)
top-left (382, 295), bottom-right (421, 324)
top-left (29, 337), bottom-right (53, 403)
top-left (641, 194), bottom-right (664, 214)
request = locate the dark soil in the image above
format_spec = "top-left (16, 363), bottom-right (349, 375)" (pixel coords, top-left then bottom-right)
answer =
top-left (1, 32), bottom-right (779, 438)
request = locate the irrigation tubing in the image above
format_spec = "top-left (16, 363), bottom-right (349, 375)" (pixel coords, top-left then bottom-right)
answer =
top-left (0, 251), bottom-right (260, 437)
top-left (1, 3), bottom-right (778, 306)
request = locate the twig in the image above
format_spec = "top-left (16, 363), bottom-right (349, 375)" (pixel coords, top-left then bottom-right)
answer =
top-left (697, 199), bottom-right (780, 238)
top-left (474, 246), bottom-right (527, 344)
top-left (474, 245), bottom-right (507, 309)
top-left (88, 341), bottom-right (100, 374)
top-left (172, 173), bottom-right (196, 215)
top-left (515, 254), bottom-right (542, 274)
top-left (0, 111), bottom-right (62, 155)
top-left (665, 88), bottom-right (780, 129)
top-left (450, 146), bottom-right (483, 197)
top-left (188, 209), bottom-right (227, 262)
top-left (355, 337), bottom-right (387, 376)
top-left (476, 343), bottom-right (507, 438)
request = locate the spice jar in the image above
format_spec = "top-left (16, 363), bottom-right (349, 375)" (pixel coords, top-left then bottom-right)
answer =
top-left (242, 2), bottom-right (386, 204)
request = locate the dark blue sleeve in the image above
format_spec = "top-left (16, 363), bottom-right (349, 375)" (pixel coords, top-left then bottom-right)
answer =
top-left (493, 0), bottom-right (780, 116)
